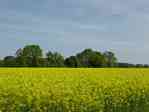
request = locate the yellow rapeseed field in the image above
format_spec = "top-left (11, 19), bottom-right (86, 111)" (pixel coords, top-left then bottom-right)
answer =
top-left (0, 68), bottom-right (149, 112)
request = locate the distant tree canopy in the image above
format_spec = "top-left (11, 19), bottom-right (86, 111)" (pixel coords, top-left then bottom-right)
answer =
top-left (76, 49), bottom-right (107, 67)
top-left (103, 51), bottom-right (118, 67)
top-left (65, 56), bottom-right (80, 67)
top-left (0, 44), bottom-right (148, 68)
top-left (3, 56), bottom-right (16, 67)
top-left (15, 45), bottom-right (43, 67)
top-left (46, 51), bottom-right (64, 67)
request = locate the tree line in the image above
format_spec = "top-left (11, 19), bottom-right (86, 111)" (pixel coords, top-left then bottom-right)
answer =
top-left (0, 44), bottom-right (148, 68)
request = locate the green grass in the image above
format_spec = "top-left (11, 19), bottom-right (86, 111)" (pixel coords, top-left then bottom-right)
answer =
top-left (0, 68), bottom-right (148, 112)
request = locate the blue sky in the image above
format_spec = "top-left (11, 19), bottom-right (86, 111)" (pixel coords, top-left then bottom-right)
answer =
top-left (0, 0), bottom-right (149, 64)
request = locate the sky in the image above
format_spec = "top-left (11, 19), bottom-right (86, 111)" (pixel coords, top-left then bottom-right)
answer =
top-left (0, 0), bottom-right (149, 64)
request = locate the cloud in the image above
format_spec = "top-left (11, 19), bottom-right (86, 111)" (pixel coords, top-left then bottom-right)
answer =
top-left (0, 0), bottom-right (149, 63)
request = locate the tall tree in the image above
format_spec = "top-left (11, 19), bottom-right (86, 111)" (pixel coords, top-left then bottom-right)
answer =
top-left (15, 48), bottom-right (27, 67)
top-left (46, 51), bottom-right (64, 67)
top-left (15, 48), bottom-right (23, 57)
top-left (103, 51), bottom-right (117, 67)
top-left (64, 56), bottom-right (80, 67)
top-left (0, 60), bottom-right (3, 67)
top-left (76, 49), bottom-right (106, 67)
top-left (22, 45), bottom-right (43, 67)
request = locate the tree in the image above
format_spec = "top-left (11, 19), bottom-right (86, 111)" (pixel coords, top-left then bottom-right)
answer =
top-left (46, 51), bottom-right (64, 67)
top-left (77, 49), bottom-right (94, 67)
top-left (22, 45), bottom-right (42, 58)
top-left (22, 45), bottom-right (43, 67)
top-left (0, 60), bottom-right (3, 67)
top-left (144, 64), bottom-right (149, 68)
top-left (103, 51), bottom-right (117, 67)
top-left (3, 56), bottom-right (16, 67)
top-left (64, 56), bottom-right (80, 67)
top-left (15, 48), bottom-right (23, 57)
top-left (118, 63), bottom-right (135, 68)
top-left (89, 52), bottom-right (107, 67)
top-left (136, 64), bottom-right (144, 68)
top-left (38, 58), bottom-right (48, 67)
top-left (76, 49), bottom-right (106, 67)
top-left (15, 48), bottom-right (27, 67)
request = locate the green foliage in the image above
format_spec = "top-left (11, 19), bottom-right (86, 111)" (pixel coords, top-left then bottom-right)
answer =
top-left (76, 49), bottom-right (106, 67)
top-left (22, 45), bottom-right (42, 58)
top-left (3, 56), bottom-right (16, 67)
top-left (2, 44), bottom-right (148, 68)
top-left (103, 51), bottom-right (118, 67)
top-left (22, 45), bottom-right (43, 67)
top-left (46, 51), bottom-right (65, 67)
top-left (64, 56), bottom-right (80, 67)
top-left (0, 60), bottom-right (3, 67)
top-left (15, 56), bottom-right (27, 67)
top-left (15, 45), bottom-right (43, 67)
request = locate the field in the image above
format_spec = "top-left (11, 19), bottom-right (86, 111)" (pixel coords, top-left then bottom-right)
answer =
top-left (0, 68), bottom-right (149, 112)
